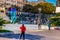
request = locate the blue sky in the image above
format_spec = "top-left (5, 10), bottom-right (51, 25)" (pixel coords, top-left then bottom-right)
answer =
top-left (28, 0), bottom-right (38, 2)
top-left (28, 0), bottom-right (56, 6)
top-left (46, 0), bottom-right (56, 6)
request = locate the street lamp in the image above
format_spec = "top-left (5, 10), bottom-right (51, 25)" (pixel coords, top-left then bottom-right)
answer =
top-left (38, 8), bottom-right (41, 30)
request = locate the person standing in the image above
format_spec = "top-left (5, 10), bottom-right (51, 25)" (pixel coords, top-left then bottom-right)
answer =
top-left (20, 24), bottom-right (26, 40)
top-left (48, 20), bottom-right (51, 30)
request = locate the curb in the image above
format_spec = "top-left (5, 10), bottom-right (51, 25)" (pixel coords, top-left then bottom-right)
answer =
top-left (27, 30), bottom-right (43, 32)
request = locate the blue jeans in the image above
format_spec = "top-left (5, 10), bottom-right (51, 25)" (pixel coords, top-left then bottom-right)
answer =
top-left (20, 32), bottom-right (25, 40)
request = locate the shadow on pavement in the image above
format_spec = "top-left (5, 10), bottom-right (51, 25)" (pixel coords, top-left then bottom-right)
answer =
top-left (0, 33), bottom-right (45, 40)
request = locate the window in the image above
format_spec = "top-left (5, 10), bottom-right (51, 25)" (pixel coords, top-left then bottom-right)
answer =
top-left (17, 1), bottom-right (21, 4)
top-left (0, 10), bottom-right (4, 13)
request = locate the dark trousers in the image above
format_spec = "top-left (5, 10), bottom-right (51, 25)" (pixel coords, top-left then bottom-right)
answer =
top-left (48, 24), bottom-right (50, 30)
top-left (20, 32), bottom-right (25, 40)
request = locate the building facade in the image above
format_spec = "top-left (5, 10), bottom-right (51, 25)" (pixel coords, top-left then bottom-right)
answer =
top-left (5, 0), bottom-right (17, 5)
top-left (56, 0), bottom-right (60, 7)
top-left (0, 0), bottom-right (27, 8)
top-left (0, 0), bottom-right (45, 8)
top-left (26, 0), bottom-right (45, 6)
top-left (38, 0), bottom-right (45, 2)
top-left (56, 0), bottom-right (60, 13)
top-left (0, 0), bottom-right (5, 4)
top-left (17, 0), bottom-right (27, 7)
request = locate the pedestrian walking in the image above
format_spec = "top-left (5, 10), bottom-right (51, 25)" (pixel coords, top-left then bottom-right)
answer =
top-left (20, 24), bottom-right (26, 40)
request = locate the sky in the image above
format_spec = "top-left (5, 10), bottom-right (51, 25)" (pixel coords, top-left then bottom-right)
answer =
top-left (28, 0), bottom-right (56, 6)
top-left (46, 0), bottom-right (56, 6)
top-left (28, 0), bottom-right (38, 2)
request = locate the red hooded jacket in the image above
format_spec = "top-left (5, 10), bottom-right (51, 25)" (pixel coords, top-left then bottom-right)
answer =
top-left (20, 26), bottom-right (26, 32)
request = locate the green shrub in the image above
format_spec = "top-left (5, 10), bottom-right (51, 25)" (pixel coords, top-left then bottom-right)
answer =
top-left (0, 17), bottom-right (4, 26)
top-left (3, 20), bottom-right (11, 24)
top-left (0, 29), bottom-right (11, 33)
top-left (0, 17), bottom-right (11, 25)
top-left (0, 27), bottom-right (2, 30)
top-left (0, 17), bottom-right (11, 30)
top-left (50, 17), bottom-right (60, 27)
top-left (55, 13), bottom-right (60, 16)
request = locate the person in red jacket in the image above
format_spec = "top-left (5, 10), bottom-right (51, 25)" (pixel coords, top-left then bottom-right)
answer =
top-left (20, 24), bottom-right (26, 40)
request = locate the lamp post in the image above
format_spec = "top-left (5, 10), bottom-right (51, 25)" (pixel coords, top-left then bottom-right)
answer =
top-left (38, 8), bottom-right (41, 30)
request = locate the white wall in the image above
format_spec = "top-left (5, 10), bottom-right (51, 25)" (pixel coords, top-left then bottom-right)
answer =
top-left (56, 7), bottom-right (60, 13)
top-left (41, 25), bottom-right (48, 30)
top-left (3, 24), bottom-right (54, 31)
top-left (2, 24), bottom-right (38, 31)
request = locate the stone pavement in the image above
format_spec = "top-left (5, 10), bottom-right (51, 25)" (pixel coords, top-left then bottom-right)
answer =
top-left (0, 30), bottom-right (60, 40)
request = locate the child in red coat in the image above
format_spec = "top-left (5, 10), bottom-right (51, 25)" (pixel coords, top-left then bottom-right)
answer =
top-left (20, 24), bottom-right (26, 40)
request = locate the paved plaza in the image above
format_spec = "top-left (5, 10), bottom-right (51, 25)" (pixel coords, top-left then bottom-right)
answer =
top-left (0, 30), bottom-right (60, 40)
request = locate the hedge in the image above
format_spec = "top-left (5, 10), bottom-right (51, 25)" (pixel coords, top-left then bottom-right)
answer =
top-left (50, 17), bottom-right (60, 27)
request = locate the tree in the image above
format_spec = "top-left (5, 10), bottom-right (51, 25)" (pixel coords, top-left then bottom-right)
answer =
top-left (11, 5), bottom-right (21, 12)
top-left (23, 4), bottom-right (34, 13)
top-left (32, 6), bottom-right (39, 13)
top-left (33, 2), bottom-right (56, 26)
top-left (50, 17), bottom-right (60, 27)
top-left (34, 2), bottom-right (56, 14)
top-left (23, 2), bottom-right (56, 14)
